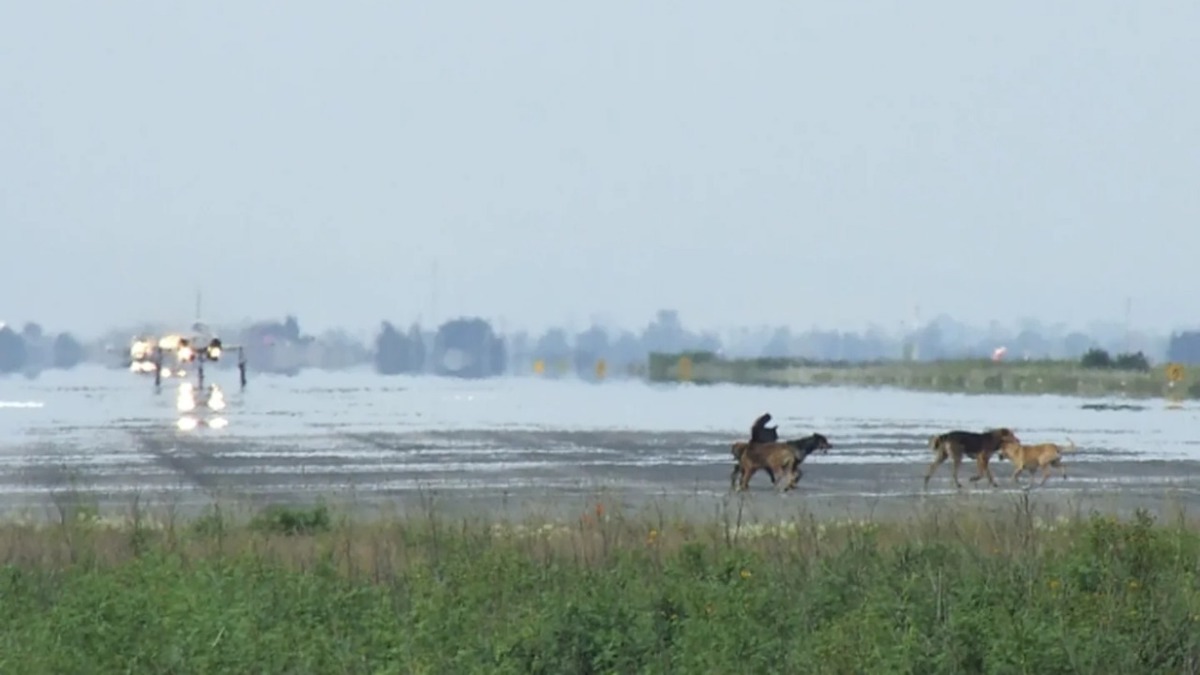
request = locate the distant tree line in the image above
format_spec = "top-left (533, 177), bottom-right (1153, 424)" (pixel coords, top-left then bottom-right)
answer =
top-left (370, 310), bottom-right (713, 380)
top-left (4, 309), bottom-right (1198, 380)
top-left (0, 323), bottom-right (85, 375)
top-left (1166, 331), bottom-right (1200, 365)
top-left (1079, 348), bottom-right (1151, 372)
top-left (373, 318), bottom-right (505, 378)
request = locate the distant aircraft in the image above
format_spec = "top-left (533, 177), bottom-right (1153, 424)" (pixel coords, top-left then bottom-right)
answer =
top-left (127, 328), bottom-right (245, 386)
top-left (130, 330), bottom-right (247, 388)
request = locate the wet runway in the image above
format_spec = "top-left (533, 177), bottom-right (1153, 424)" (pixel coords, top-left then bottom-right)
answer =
top-left (2, 367), bottom-right (1200, 522)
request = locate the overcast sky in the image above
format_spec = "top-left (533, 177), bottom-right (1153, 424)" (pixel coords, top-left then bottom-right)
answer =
top-left (2, 1), bottom-right (1197, 337)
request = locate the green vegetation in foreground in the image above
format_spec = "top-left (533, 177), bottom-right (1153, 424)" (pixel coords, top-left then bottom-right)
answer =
top-left (1, 500), bottom-right (1200, 672)
top-left (647, 350), bottom-right (1196, 399)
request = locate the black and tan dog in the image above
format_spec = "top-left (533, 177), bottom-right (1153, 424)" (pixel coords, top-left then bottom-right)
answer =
top-left (923, 427), bottom-right (1019, 489)
top-left (731, 433), bottom-right (832, 492)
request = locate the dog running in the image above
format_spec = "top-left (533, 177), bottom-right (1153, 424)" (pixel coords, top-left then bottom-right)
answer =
top-left (997, 437), bottom-right (1077, 486)
top-left (730, 433), bottom-right (832, 492)
top-left (923, 427), bottom-right (1019, 489)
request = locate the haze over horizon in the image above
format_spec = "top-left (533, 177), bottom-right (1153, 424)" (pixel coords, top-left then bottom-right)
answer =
top-left (3, 2), bottom-right (1197, 337)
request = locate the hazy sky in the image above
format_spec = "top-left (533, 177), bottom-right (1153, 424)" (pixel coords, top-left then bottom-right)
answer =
top-left (3, 2), bottom-right (1197, 337)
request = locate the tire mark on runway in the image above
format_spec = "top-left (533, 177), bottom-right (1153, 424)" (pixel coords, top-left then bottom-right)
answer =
top-left (127, 429), bottom-right (259, 504)
top-left (336, 432), bottom-right (433, 454)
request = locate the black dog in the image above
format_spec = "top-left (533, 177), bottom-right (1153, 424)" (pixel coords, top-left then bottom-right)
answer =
top-left (923, 427), bottom-right (1019, 489)
top-left (750, 412), bottom-right (779, 443)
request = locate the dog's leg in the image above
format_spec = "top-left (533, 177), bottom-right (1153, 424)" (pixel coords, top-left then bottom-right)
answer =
top-left (967, 453), bottom-right (995, 487)
top-left (1011, 458), bottom-right (1027, 484)
top-left (968, 454), bottom-right (985, 483)
top-left (1040, 461), bottom-right (1053, 486)
top-left (735, 460), bottom-right (752, 492)
top-left (787, 466), bottom-right (803, 491)
top-left (982, 454), bottom-right (998, 487)
top-left (951, 453), bottom-right (964, 489)
top-left (730, 465), bottom-right (743, 491)
top-left (923, 451), bottom-right (947, 488)
top-left (740, 466), bottom-right (757, 492)
top-left (777, 467), bottom-right (793, 493)
top-left (771, 462), bottom-right (788, 493)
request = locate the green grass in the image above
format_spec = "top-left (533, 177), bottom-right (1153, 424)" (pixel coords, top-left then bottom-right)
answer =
top-left (647, 353), bottom-right (1193, 400)
top-left (1, 498), bottom-right (1200, 672)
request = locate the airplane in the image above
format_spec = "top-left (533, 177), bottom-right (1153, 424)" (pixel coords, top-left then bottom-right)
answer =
top-left (126, 326), bottom-right (247, 389)
top-left (118, 325), bottom-right (248, 431)
top-left (162, 326), bottom-right (248, 432)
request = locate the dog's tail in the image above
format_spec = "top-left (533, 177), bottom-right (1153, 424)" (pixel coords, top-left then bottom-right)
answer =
top-left (1064, 437), bottom-right (1077, 453)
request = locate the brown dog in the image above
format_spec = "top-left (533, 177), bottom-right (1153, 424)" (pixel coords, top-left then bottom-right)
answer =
top-left (731, 442), bottom-right (802, 492)
top-left (998, 437), bottom-right (1076, 486)
top-left (923, 427), bottom-right (1019, 489)
top-left (731, 433), bottom-right (831, 492)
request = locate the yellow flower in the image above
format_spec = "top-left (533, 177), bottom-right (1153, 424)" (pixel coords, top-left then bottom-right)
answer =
top-left (1128, 580), bottom-right (1140, 591)
top-left (740, 569), bottom-right (752, 580)
top-left (1048, 579), bottom-right (1061, 591)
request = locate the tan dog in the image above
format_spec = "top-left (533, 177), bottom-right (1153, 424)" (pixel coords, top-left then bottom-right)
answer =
top-left (998, 437), bottom-right (1077, 486)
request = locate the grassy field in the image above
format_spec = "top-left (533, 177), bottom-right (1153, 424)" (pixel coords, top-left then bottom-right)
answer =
top-left (646, 352), bottom-right (1195, 400)
top-left (2, 497), bottom-right (1200, 673)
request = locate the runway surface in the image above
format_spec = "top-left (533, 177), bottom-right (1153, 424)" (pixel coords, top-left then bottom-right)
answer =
top-left (2, 367), bottom-right (1199, 522)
